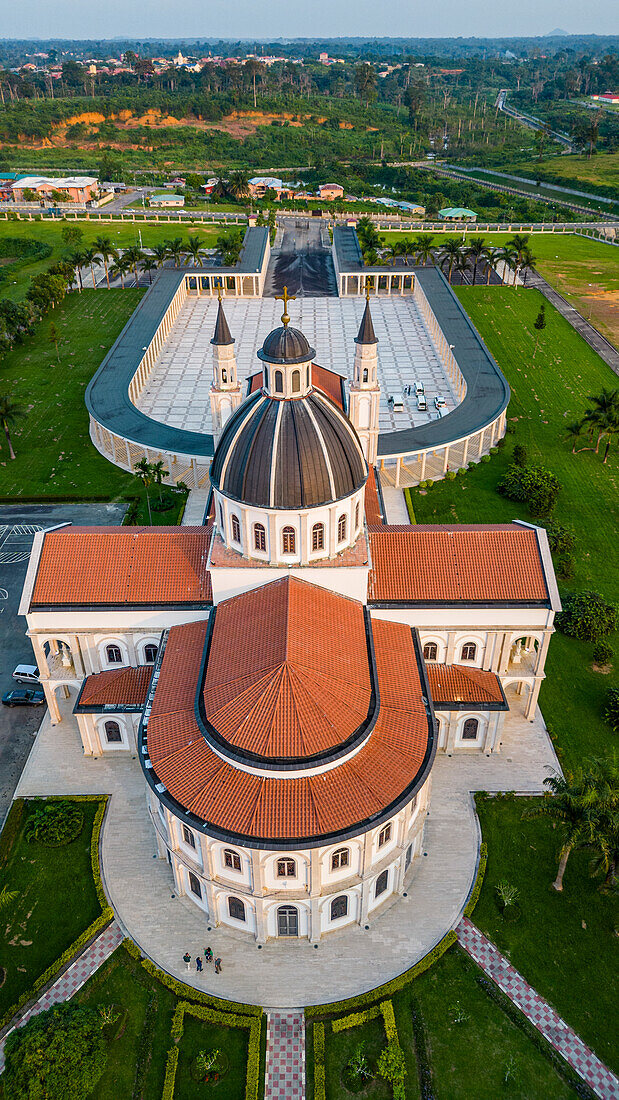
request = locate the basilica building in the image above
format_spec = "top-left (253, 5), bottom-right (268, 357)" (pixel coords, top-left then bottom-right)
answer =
top-left (20, 296), bottom-right (560, 944)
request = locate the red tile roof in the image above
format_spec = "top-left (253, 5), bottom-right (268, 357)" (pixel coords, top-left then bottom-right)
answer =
top-left (146, 584), bottom-right (432, 842)
top-left (364, 469), bottom-right (384, 526)
top-left (31, 527), bottom-right (213, 607)
top-left (367, 525), bottom-right (548, 604)
top-left (249, 364), bottom-right (345, 408)
top-left (427, 664), bottom-right (506, 707)
top-left (203, 577), bottom-right (371, 759)
top-left (78, 665), bottom-right (153, 708)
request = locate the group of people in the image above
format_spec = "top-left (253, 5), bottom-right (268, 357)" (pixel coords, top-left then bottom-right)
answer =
top-left (183, 946), bottom-right (222, 974)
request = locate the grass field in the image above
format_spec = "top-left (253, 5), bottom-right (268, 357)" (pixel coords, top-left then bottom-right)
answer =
top-left (473, 796), bottom-right (619, 1073)
top-left (408, 287), bottom-right (618, 769)
top-left (505, 152), bottom-right (619, 195)
top-left (0, 218), bottom-right (222, 300)
top-left (0, 799), bottom-right (102, 1020)
top-left (0, 289), bottom-right (142, 499)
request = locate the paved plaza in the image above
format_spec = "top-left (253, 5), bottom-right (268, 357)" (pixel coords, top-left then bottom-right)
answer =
top-left (16, 691), bottom-right (559, 1009)
top-left (136, 296), bottom-right (457, 437)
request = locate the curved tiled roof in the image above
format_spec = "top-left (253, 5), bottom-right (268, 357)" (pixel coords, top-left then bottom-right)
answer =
top-left (426, 664), bottom-right (507, 709)
top-left (203, 577), bottom-right (372, 761)
top-left (210, 389), bottom-right (367, 510)
top-left (143, 585), bottom-right (434, 847)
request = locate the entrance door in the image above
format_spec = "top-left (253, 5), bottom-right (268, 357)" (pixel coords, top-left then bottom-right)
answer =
top-left (277, 905), bottom-right (298, 937)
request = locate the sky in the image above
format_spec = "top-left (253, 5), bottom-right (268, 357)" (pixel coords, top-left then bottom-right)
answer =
top-left (3, 0), bottom-right (617, 42)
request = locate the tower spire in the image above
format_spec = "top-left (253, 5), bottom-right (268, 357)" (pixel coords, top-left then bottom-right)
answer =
top-left (211, 288), bottom-right (234, 347)
top-left (355, 281), bottom-right (378, 346)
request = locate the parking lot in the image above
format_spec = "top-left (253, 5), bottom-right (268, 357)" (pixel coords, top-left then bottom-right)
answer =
top-left (0, 502), bottom-right (126, 824)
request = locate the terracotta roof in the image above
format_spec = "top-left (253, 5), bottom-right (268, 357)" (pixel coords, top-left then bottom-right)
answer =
top-left (364, 469), bottom-right (384, 526)
top-left (203, 577), bottom-right (372, 759)
top-left (427, 664), bottom-right (507, 708)
top-left (31, 527), bottom-right (213, 607)
top-left (249, 364), bottom-right (345, 409)
top-left (145, 591), bottom-right (433, 844)
top-left (77, 665), bottom-right (153, 709)
top-left (367, 525), bottom-right (548, 604)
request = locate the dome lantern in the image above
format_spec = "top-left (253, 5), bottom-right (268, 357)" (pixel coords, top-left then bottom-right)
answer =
top-left (257, 288), bottom-right (316, 399)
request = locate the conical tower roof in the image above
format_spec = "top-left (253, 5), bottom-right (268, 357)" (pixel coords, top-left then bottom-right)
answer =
top-left (354, 299), bottom-right (378, 345)
top-left (211, 299), bottom-right (234, 346)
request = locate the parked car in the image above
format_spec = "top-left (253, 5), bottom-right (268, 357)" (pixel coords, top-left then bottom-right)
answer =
top-left (12, 664), bottom-right (40, 685)
top-left (2, 688), bottom-right (45, 708)
top-left (417, 393), bottom-right (427, 411)
top-left (414, 381), bottom-right (425, 396)
top-left (434, 395), bottom-right (446, 410)
top-left (390, 393), bottom-right (405, 412)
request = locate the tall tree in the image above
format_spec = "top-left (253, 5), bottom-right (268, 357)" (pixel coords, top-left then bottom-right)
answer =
top-left (134, 458), bottom-right (154, 525)
top-left (438, 238), bottom-right (462, 284)
top-left (0, 393), bottom-right (26, 460)
top-left (93, 235), bottom-right (117, 290)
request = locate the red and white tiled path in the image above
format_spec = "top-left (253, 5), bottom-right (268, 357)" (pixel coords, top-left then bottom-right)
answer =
top-left (458, 917), bottom-right (619, 1100)
top-left (0, 920), bottom-right (123, 1072)
top-left (265, 1009), bottom-right (305, 1099)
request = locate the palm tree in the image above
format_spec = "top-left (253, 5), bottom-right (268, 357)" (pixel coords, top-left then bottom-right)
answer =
top-left (123, 246), bottom-right (145, 286)
top-left (520, 246), bottom-right (536, 287)
top-left (584, 390), bottom-right (619, 454)
top-left (564, 420), bottom-right (585, 453)
top-left (69, 249), bottom-right (86, 292)
top-left (184, 237), bottom-right (206, 266)
top-left (150, 459), bottom-right (169, 503)
top-left (466, 237), bottom-right (487, 286)
top-left (140, 252), bottom-right (155, 285)
top-left (501, 244), bottom-right (518, 286)
top-left (82, 246), bottom-right (101, 289)
top-left (414, 234), bottom-right (435, 266)
top-left (227, 171), bottom-right (250, 201)
top-left (526, 768), bottom-right (596, 891)
top-left (438, 238), bottom-right (463, 284)
top-left (212, 177), bottom-right (228, 199)
top-left (110, 254), bottom-right (132, 289)
top-left (165, 237), bottom-right (184, 268)
top-left (483, 246), bottom-right (504, 286)
top-left (93, 235), bottom-right (117, 289)
top-left (0, 885), bottom-right (17, 911)
top-left (506, 233), bottom-right (530, 286)
top-left (0, 393), bottom-right (27, 460)
top-left (151, 243), bottom-right (170, 270)
top-left (134, 458), bottom-right (154, 525)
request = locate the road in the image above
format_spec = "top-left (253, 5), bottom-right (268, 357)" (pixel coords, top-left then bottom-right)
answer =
top-left (263, 219), bottom-right (337, 297)
top-left (0, 502), bottom-right (126, 826)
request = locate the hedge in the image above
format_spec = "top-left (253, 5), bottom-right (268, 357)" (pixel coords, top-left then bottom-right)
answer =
top-left (379, 1000), bottom-right (406, 1100)
top-left (165, 1000), bottom-right (262, 1100)
top-left (124, 945), bottom-right (261, 1017)
top-left (313, 1022), bottom-right (325, 1100)
top-left (305, 929), bottom-right (457, 1018)
top-left (410, 995), bottom-right (436, 1100)
top-left (463, 841), bottom-right (488, 918)
top-left (331, 1004), bottom-right (382, 1032)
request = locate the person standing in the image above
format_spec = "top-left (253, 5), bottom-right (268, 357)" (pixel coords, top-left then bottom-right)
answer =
top-left (214, 957), bottom-right (222, 974)
top-left (196, 956), bottom-right (203, 973)
top-left (183, 952), bottom-right (191, 970)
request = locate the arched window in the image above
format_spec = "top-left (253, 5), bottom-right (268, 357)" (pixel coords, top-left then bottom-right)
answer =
top-left (277, 905), bottom-right (298, 937)
top-left (378, 823), bottom-right (392, 848)
top-left (362, 368), bottom-right (368, 383)
top-left (330, 895), bottom-right (348, 921)
top-left (331, 848), bottom-right (349, 871)
top-left (106, 644), bottom-right (122, 664)
top-left (277, 857), bottom-right (296, 878)
top-left (104, 721), bottom-right (122, 743)
top-left (224, 849), bottom-right (241, 872)
top-left (230, 514), bottom-right (241, 544)
top-left (264, 366), bottom-right (269, 390)
top-left (355, 502), bottom-right (360, 530)
top-left (282, 527), bottom-right (296, 554)
top-left (254, 523), bottom-right (266, 552)
top-left (461, 643), bottom-right (477, 661)
top-left (405, 843), bottom-right (413, 870)
top-left (375, 869), bottom-right (388, 897)
top-left (337, 514), bottom-right (347, 543)
top-left (291, 369), bottom-right (301, 393)
top-left (144, 644), bottom-right (158, 664)
top-left (462, 718), bottom-right (479, 740)
top-left (228, 896), bottom-right (245, 921)
top-left (182, 824), bottom-right (195, 849)
top-left (306, 366), bottom-right (310, 388)
top-left (423, 642), bottom-right (438, 661)
top-left (188, 872), bottom-right (202, 898)
top-left (312, 523), bottom-right (325, 552)
top-left (219, 502), bottom-right (224, 529)
top-left (275, 370), bottom-right (284, 394)
top-left (221, 368), bottom-right (227, 384)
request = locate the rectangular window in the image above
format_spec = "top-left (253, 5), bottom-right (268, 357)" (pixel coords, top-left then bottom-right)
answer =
top-left (182, 824), bottom-right (196, 849)
top-left (378, 824), bottom-right (392, 848)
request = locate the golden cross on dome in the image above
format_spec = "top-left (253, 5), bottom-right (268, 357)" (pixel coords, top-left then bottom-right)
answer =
top-left (275, 285), bottom-right (296, 327)
top-left (217, 284), bottom-right (222, 303)
top-left (364, 278), bottom-right (372, 301)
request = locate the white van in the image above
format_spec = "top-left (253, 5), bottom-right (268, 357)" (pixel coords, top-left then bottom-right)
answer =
top-left (390, 393), bottom-right (405, 412)
top-left (414, 381), bottom-right (425, 396)
top-left (13, 664), bottom-right (40, 686)
top-left (417, 392), bottom-right (427, 411)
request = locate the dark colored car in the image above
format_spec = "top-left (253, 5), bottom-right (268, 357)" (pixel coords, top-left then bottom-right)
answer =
top-left (2, 688), bottom-right (45, 708)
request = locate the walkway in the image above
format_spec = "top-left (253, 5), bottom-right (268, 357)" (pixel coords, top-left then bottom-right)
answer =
top-left (0, 921), bottom-right (123, 1072)
top-left (182, 487), bottom-right (210, 526)
top-left (458, 918), bottom-right (619, 1100)
top-left (526, 270), bottom-right (619, 377)
top-left (15, 695), bottom-right (558, 1008)
top-left (265, 1011), bottom-right (305, 1099)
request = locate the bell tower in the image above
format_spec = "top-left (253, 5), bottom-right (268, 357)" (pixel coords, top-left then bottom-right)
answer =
top-left (210, 291), bottom-right (242, 443)
top-left (348, 283), bottom-right (381, 466)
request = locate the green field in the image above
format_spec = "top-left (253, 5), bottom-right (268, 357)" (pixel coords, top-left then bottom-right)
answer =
top-left (473, 796), bottom-right (619, 1073)
top-left (505, 152), bottom-right (619, 195)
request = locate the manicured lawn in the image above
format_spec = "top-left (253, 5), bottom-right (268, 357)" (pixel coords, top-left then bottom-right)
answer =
top-left (323, 1015), bottom-right (391, 1100)
top-left (410, 947), bottom-right (581, 1099)
top-left (408, 287), bottom-right (619, 770)
top-left (75, 947), bottom-right (177, 1100)
top-left (0, 289), bottom-right (141, 499)
top-left (0, 799), bottom-right (102, 1020)
top-left (473, 796), bottom-right (619, 1073)
top-left (175, 1013), bottom-right (250, 1100)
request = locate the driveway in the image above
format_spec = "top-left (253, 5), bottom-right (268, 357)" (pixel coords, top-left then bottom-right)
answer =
top-left (0, 502), bottom-right (126, 825)
top-left (264, 220), bottom-right (337, 297)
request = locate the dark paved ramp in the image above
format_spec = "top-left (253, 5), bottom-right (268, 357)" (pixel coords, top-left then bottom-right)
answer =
top-left (526, 270), bottom-right (619, 378)
top-left (264, 221), bottom-right (337, 297)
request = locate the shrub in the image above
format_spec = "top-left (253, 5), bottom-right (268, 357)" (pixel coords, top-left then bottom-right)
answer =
top-left (456, 466), bottom-right (467, 476)
top-left (377, 1041), bottom-right (406, 1085)
top-left (513, 443), bottom-right (528, 466)
top-left (593, 641), bottom-right (614, 667)
top-left (603, 688), bottom-right (619, 732)
top-left (545, 520), bottom-right (575, 557)
top-left (468, 461), bottom-right (477, 468)
top-left (498, 462), bottom-right (561, 518)
top-left (418, 480), bottom-right (428, 489)
top-left (425, 479), bottom-right (434, 489)
top-left (162, 1046), bottom-right (179, 1100)
top-left (445, 470), bottom-right (456, 480)
top-left (489, 445), bottom-right (499, 455)
top-left (480, 454), bottom-right (491, 462)
top-left (557, 591), bottom-right (617, 642)
top-left (24, 799), bottom-right (84, 846)
top-left (332, 1005), bottom-right (382, 1032)
top-left (3, 1004), bottom-right (107, 1100)
top-left (313, 1022), bottom-right (326, 1100)
top-left (556, 555), bottom-right (575, 580)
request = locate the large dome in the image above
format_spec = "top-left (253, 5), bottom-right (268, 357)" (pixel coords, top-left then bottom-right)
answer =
top-left (210, 388), bottom-right (367, 509)
top-left (257, 325), bottom-right (315, 365)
